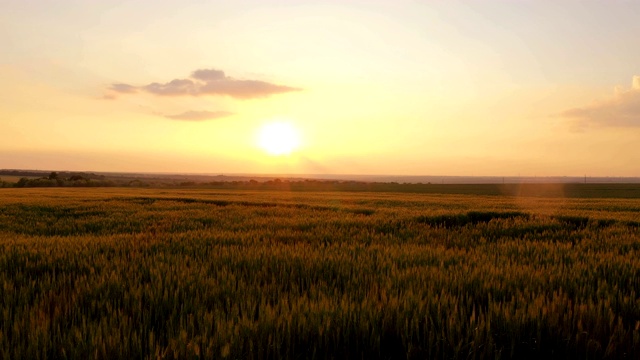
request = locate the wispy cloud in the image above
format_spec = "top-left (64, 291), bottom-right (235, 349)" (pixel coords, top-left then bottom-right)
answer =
top-left (164, 110), bottom-right (233, 121)
top-left (110, 68), bottom-right (302, 99)
top-left (560, 76), bottom-right (640, 128)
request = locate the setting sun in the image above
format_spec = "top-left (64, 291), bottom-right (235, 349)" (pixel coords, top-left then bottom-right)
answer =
top-left (257, 122), bottom-right (301, 156)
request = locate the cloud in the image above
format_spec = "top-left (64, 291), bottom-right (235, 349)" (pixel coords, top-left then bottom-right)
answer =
top-left (110, 68), bottom-right (301, 99)
top-left (164, 110), bottom-right (233, 121)
top-left (560, 76), bottom-right (640, 128)
top-left (191, 69), bottom-right (225, 81)
top-left (110, 83), bottom-right (138, 94)
top-left (145, 79), bottom-right (197, 96)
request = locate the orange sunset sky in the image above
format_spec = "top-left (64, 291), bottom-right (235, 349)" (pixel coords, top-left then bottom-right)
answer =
top-left (1, 0), bottom-right (639, 176)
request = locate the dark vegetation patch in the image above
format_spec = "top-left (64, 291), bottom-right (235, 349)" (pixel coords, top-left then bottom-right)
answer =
top-left (0, 204), bottom-right (108, 220)
top-left (480, 224), bottom-right (565, 240)
top-left (551, 216), bottom-right (619, 230)
top-left (592, 219), bottom-right (617, 228)
top-left (118, 197), bottom-right (372, 215)
top-left (416, 212), bottom-right (630, 232)
top-left (467, 211), bottom-right (530, 223)
top-left (626, 221), bottom-right (640, 228)
top-left (1, 250), bottom-right (92, 283)
top-left (415, 211), bottom-right (530, 228)
top-left (121, 197), bottom-right (234, 207)
top-left (128, 197), bottom-right (157, 205)
top-left (411, 212), bottom-right (633, 243)
top-left (348, 208), bottom-right (376, 216)
top-left (0, 198), bottom-right (375, 237)
top-left (167, 217), bottom-right (220, 233)
top-left (553, 215), bottom-right (590, 230)
top-left (0, 204), bottom-right (143, 236)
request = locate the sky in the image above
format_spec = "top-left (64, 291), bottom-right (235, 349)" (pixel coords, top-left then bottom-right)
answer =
top-left (1, 0), bottom-right (639, 176)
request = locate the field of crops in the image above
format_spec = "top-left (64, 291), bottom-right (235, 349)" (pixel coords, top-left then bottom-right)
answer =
top-left (0, 176), bottom-right (23, 183)
top-left (1, 187), bottom-right (639, 359)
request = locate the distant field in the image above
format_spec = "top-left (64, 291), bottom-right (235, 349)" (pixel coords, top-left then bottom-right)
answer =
top-left (242, 182), bottom-right (640, 198)
top-left (0, 175), bottom-right (38, 183)
top-left (2, 171), bottom-right (640, 198)
top-left (0, 188), bottom-right (639, 359)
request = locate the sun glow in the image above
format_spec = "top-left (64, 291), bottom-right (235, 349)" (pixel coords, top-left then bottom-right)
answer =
top-left (257, 122), bottom-right (301, 156)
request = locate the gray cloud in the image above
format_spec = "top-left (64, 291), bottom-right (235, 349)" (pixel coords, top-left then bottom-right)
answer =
top-left (110, 68), bottom-right (301, 99)
top-left (191, 69), bottom-right (225, 81)
top-left (110, 83), bottom-right (138, 94)
top-left (144, 79), bottom-right (197, 96)
top-left (165, 110), bottom-right (234, 121)
top-left (560, 76), bottom-right (640, 128)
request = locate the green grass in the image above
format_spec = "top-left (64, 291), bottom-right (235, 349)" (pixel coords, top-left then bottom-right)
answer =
top-left (0, 187), bottom-right (639, 359)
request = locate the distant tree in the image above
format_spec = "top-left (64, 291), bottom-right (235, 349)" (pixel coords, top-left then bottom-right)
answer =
top-left (48, 172), bottom-right (58, 180)
top-left (128, 179), bottom-right (149, 187)
top-left (15, 178), bottom-right (29, 188)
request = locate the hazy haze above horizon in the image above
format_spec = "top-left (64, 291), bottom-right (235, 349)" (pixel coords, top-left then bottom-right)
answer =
top-left (1, 0), bottom-right (639, 176)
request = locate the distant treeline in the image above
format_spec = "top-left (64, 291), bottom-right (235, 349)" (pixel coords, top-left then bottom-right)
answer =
top-left (0, 170), bottom-right (106, 179)
top-left (0, 172), bottom-right (369, 189)
top-left (2, 172), bottom-right (640, 198)
top-left (0, 172), bottom-right (117, 188)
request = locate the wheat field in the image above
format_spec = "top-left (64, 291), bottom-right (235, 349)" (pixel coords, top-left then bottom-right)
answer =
top-left (0, 187), bottom-right (639, 359)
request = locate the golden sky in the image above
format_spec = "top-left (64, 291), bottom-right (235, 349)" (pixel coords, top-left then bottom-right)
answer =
top-left (1, 0), bottom-right (639, 176)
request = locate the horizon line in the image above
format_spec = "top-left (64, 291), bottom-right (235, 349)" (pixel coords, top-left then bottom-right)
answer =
top-left (2, 168), bottom-right (640, 181)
